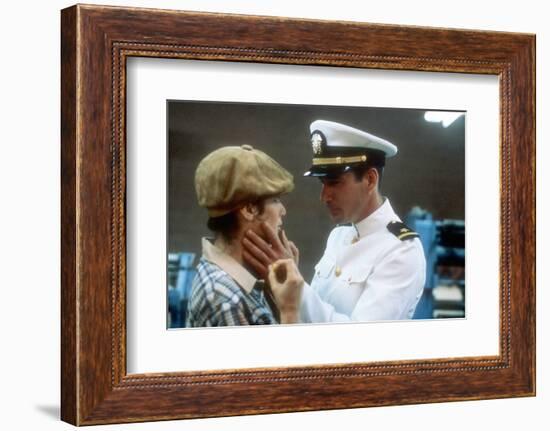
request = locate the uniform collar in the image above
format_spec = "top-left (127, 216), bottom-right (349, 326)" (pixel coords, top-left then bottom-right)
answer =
top-left (201, 238), bottom-right (257, 294)
top-left (353, 197), bottom-right (400, 239)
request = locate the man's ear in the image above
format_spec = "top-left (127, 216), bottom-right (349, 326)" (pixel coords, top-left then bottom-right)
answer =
top-left (239, 203), bottom-right (258, 222)
top-left (364, 167), bottom-right (379, 191)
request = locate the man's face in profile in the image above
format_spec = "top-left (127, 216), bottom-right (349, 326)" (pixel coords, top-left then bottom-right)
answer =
top-left (319, 171), bottom-right (371, 224)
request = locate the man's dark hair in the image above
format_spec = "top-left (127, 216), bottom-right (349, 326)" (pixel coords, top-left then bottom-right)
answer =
top-left (351, 164), bottom-right (384, 189)
top-left (206, 198), bottom-right (267, 242)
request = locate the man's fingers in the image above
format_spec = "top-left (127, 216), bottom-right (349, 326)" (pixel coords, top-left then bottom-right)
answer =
top-left (243, 237), bottom-right (275, 264)
top-left (289, 241), bottom-right (298, 255)
top-left (267, 260), bottom-right (283, 285)
top-left (244, 231), bottom-right (277, 260)
top-left (279, 229), bottom-right (289, 246)
top-left (268, 259), bottom-right (304, 320)
top-left (269, 259), bottom-right (292, 282)
top-left (243, 249), bottom-right (269, 279)
top-left (267, 263), bottom-right (278, 287)
top-left (279, 229), bottom-right (291, 250)
top-left (289, 241), bottom-right (300, 264)
top-left (274, 260), bottom-right (289, 283)
top-left (260, 222), bottom-right (284, 250)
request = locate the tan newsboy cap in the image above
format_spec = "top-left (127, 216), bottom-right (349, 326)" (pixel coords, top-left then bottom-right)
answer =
top-left (195, 145), bottom-right (294, 217)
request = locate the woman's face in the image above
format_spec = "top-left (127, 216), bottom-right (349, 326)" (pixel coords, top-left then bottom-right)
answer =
top-left (254, 196), bottom-right (287, 234)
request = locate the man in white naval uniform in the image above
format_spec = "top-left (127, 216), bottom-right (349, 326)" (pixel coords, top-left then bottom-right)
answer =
top-left (243, 119), bottom-right (426, 322)
top-left (301, 197), bottom-right (425, 322)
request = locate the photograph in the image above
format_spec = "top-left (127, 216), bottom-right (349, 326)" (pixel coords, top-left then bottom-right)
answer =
top-left (167, 101), bottom-right (466, 328)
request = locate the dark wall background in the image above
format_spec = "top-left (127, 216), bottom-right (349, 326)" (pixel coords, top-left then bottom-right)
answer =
top-left (168, 101), bottom-right (465, 280)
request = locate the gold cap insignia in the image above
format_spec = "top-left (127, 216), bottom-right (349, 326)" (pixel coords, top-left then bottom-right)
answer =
top-left (311, 132), bottom-right (323, 155)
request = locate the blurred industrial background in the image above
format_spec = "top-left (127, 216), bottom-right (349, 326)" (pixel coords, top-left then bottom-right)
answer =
top-left (167, 101), bottom-right (465, 328)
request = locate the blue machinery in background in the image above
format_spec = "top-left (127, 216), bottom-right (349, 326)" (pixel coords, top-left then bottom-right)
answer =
top-left (167, 208), bottom-right (465, 327)
top-left (167, 252), bottom-right (196, 328)
top-left (407, 207), bottom-right (465, 319)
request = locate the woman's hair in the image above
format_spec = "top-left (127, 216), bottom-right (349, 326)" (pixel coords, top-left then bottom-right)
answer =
top-left (206, 198), bottom-right (267, 242)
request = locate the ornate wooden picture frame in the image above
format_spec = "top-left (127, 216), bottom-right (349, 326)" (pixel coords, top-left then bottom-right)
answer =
top-left (61, 4), bottom-right (535, 425)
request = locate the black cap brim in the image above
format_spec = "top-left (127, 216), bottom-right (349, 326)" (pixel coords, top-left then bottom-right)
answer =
top-left (303, 165), bottom-right (353, 178)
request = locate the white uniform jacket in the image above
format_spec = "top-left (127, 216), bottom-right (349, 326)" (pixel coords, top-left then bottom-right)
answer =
top-left (300, 198), bottom-right (426, 323)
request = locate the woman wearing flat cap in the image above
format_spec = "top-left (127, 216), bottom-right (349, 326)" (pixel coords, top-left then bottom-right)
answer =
top-left (186, 144), bottom-right (303, 327)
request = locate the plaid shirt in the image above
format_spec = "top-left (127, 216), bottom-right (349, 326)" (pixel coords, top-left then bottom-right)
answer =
top-left (186, 239), bottom-right (277, 327)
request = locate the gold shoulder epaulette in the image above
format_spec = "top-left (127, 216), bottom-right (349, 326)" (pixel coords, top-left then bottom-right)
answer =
top-left (386, 221), bottom-right (419, 241)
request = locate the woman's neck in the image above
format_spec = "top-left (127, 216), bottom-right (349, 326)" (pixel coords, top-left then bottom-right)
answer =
top-left (214, 235), bottom-right (243, 265)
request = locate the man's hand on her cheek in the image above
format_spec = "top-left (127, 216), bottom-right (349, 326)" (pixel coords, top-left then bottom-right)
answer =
top-left (242, 222), bottom-right (299, 279)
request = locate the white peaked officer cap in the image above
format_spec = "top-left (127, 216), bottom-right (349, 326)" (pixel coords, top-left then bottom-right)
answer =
top-left (304, 119), bottom-right (398, 177)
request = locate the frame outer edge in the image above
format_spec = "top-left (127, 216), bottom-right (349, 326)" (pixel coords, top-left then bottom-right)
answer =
top-left (508, 34), bottom-right (536, 395)
top-left (505, 34), bottom-right (535, 395)
top-left (528, 34), bottom-right (536, 396)
top-left (61, 5), bottom-right (536, 424)
top-left (60, 4), bottom-right (79, 426)
top-left (524, 34), bottom-right (536, 395)
top-left (532, 35), bottom-right (537, 396)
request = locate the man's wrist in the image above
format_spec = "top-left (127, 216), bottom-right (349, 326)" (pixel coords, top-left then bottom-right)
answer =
top-left (279, 309), bottom-right (299, 324)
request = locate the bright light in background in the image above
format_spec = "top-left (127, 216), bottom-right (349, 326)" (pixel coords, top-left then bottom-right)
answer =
top-left (424, 111), bottom-right (465, 128)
